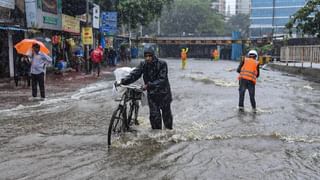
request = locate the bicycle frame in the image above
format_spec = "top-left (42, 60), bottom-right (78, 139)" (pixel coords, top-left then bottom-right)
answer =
top-left (115, 85), bottom-right (143, 128)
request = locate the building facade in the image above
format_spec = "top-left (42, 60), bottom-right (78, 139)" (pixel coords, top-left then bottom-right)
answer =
top-left (236, 0), bottom-right (250, 15)
top-left (250, 0), bottom-right (307, 39)
top-left (0, 0), bottom-right (26, 78)
top-left (212, 0), bottom-right (226, 16)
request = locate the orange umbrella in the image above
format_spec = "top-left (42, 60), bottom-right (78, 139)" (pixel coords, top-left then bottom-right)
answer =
top-left (14, 39), bottom-right (50, 56)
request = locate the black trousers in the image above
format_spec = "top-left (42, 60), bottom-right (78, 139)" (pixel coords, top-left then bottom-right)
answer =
top-left (31, 73), bottom-right (45, 98)
top-left (239, 79), bottom-right (256, 108)
top-left (92, 62), bottom-right (101, 76)
top-left (148, 98), bottom-right (173, 129)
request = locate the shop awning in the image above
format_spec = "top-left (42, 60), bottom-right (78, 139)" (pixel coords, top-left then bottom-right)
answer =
top-left (0, 26), bottom-right (27, 32)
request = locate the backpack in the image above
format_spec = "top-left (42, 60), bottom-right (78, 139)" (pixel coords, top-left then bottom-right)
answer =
top-left (91, 49), bottom-right (102, 63)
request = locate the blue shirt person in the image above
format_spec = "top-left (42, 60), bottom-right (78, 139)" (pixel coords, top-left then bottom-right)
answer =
top-left (30, 43), bottom-right (52, 98)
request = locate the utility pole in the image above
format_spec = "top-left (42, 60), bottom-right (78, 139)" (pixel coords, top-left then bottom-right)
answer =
top-left (86, 0), bottom-right (90, 74)
top-left (157, 20), bottom-right (161, 36)
top-left (271, 0), bottom-right (275, 39)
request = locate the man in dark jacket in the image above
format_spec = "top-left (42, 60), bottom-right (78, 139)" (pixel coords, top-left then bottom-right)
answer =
top-left (119, 47), bottom-right (173, 130)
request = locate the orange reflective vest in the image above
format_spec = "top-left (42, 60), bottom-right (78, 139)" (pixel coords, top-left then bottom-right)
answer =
top-left (238, 58), bottom-right (259, 84)
top-left (181, 51), bottom-right (187, 60)
top-left (213, 50), bottom-right (219, 57)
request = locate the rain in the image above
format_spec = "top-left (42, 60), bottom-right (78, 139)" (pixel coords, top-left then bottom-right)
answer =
top-left (1, 0), bottom-right (320, 179)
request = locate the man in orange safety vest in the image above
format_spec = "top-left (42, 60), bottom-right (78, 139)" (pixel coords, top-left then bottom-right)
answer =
top-left (237, 50), bottom-right (260, 112)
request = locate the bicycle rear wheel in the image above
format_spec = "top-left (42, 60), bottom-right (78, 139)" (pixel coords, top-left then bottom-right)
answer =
top-left (108, 106), bottom-right (126, 146)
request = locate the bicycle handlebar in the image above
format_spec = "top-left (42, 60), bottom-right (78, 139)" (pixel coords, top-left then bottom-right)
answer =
top-left (114, 81), bottom-right (143, 92)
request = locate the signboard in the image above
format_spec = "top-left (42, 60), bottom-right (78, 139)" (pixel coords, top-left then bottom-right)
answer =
top-left (62, 14), bottom-right (80, 33)
top-left (0, 0), bottom-right (15, 9)
top-left (25, 0), bottom-right (37, 28)
top-left (92, 4), bottom-right (100, 29)
top-left (25, 0), bottom-right (62, 30)
top-left (100, 12), bottom-right (117, 35)
top-left (82, 27), bottom-right (93, 45)
top-left (43, 16), bottom-right (58, 25)
top-left (42, 0), bottom-right (57, 14)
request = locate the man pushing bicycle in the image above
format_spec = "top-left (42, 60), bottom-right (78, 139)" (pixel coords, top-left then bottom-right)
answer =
top-left (116, 47), bottom-right (173, 130)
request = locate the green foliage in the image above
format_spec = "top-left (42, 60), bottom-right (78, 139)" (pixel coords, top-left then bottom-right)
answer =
top-left (225, 14), bottom-right (250, 38)
top-left (285, 0), bottom-right (320, 37)
top-left (95, 0), bottom-right (173, 29)
top-left (144, 0), bottom-right (224, 36)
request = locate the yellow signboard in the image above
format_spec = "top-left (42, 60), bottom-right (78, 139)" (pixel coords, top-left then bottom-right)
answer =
top-left (82, 27), bottom-right (93, 45)
top-left (62, 14), bottom-right (80, 33)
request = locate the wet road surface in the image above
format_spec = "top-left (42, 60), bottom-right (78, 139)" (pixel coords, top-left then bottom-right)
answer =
top-left (0, 59), bottom-right (320, 179)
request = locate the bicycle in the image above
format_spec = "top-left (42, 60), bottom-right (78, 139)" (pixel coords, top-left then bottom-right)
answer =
top-left (108, 83), bottom-right (144, 146)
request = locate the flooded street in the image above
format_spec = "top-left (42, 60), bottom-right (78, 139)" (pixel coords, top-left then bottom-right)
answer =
top-left (1, 59), bottom-right (320, 179)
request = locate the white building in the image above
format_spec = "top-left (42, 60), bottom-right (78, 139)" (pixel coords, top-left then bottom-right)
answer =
top-left (236, 0), bottom-right (250, 14)
top-left (212, 0), bottom-right (226, 16)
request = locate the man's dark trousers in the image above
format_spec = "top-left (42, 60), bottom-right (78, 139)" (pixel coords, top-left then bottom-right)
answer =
top-left (148, 97), bottom-right (173, 129)
top-left (31, 72), bottom-right (45, 98)
top-left (239, 79), bottom-right (256, 108)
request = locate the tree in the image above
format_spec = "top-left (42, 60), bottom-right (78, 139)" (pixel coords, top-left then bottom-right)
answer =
top-left (286, 0), bottom-right (320, 37)
top-left (225, 13), bottom-right (250, 38)
top-left (95, 0), bottom-right (173, 29)
top-left (143, 0), bottom-right (225, 36)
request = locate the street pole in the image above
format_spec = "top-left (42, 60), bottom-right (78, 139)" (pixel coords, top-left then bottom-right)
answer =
top-left (272, 0), bottom-right (275, 39)
top-left (8, 32), bottom-right (14, 78)
top-left (157, 20), bottom-right (161, 36)
top-left (86, 0), bottom-right (90, 74)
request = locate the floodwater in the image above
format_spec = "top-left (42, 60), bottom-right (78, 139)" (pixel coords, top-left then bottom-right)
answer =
top-left (0, 59), bottom-right (320, 179)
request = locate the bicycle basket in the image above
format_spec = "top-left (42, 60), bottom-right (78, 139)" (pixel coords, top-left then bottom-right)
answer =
top-left (128, 89), bottom-right (143, 100)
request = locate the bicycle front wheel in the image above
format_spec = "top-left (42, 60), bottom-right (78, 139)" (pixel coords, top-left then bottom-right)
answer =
top-left (108, 106), bottom-right (126, 146)
top-left (128, 101), bottom-right (139, 126)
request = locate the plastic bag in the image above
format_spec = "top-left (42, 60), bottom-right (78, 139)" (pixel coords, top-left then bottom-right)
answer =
top-left (112, 67), bottom-right (147, 106)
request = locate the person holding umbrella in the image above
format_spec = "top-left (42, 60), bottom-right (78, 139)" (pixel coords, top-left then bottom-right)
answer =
top-left (30, 43), bottom-right (52, 99)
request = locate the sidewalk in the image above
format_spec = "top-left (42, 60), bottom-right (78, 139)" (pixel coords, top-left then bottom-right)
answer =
top-left (267, 61), bottom-right (320, 82)
top-left (0, 66), bottom-right (118, 110)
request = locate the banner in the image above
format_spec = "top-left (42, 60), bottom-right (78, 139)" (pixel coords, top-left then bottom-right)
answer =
top-left (0, 0), bottom-right (15, 9)
top-left (62, 14), bottom-right (80, 33)
top-left (25, 0), bottom-right (62, 30)
top-left (42, 0), bottom-right (57, 14)
top-left (82, 27), bottom-right (93, 45)
top-left (92, 4), bottom-right (100, 29)
top-left (100, 12), bottom-right (117, 35)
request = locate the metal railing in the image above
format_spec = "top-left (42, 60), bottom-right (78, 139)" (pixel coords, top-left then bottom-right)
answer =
top-left (280, 45), bottom-right (320, 68)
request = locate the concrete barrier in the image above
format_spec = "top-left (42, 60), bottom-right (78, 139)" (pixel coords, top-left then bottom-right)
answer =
top-left (267, 63), bottom-right (320, 82)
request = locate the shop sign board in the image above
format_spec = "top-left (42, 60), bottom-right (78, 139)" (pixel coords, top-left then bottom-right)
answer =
top-left (25, 0), bottom-right (62, 30)
top-left (62, 14), bottom-right (80, 33)
top-left (100, 12), bottom-right (117, 35)
top-left (92, 4), bottom-right (100, 29)
top-left (0, 0), bottom-right (15, 9)
top-left (42, 0), bottom-right (57, 14)
top-left (25, 0), bottom-right (37, 28)
top-left (82, 27), bottom-right (93, 45)
top-left (43, 16), bottom-right (58, 25)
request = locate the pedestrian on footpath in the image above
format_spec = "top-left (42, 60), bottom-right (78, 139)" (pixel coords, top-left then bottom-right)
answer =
top-left (30, 43), bottom-right (52, 99)
top-left (237, 49), bottom-right (260, 112)
top-left (91, 45), bottom-right (103, 77)
top-left (181, 48), bottom-right (188, 69)
top-left (117, 47), bottom-right (173, 130)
